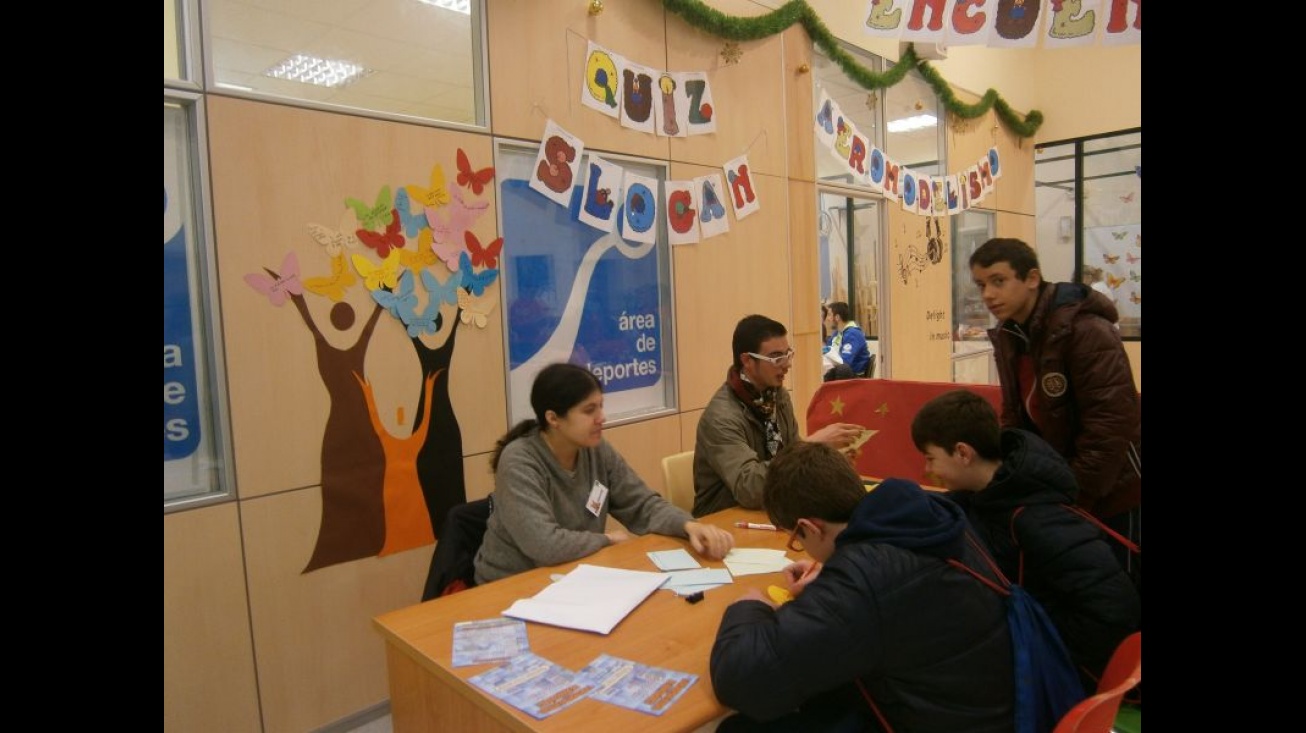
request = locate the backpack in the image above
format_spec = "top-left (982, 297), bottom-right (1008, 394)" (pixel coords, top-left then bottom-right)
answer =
top-left (950, 533), bottom-right (1087, 733)
top-left (853, 533), bottom-right (1086, 733)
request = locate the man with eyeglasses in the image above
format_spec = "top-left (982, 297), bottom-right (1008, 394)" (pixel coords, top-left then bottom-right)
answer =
top-left (692, 314), bottom-right (862, 517)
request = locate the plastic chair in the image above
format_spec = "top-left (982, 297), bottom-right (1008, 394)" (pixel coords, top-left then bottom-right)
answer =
top-left (660, 450), bottom-right (696, 513)
top-left (1052, 632), bottom-right (1142, 733)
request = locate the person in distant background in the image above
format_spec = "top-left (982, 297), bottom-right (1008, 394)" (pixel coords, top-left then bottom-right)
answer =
top-left (1081, 265), bottom-right (1116, 304)
top-left (474, 363), bottom-right (733, 584)
top-left (970, 238), bottom-right (1141, 587)
top-left (824, 302), bottom-right (871, 377)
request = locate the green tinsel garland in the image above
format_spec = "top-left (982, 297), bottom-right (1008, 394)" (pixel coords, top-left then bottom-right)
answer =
top-left (662, 0), bottom-right (1043, 138)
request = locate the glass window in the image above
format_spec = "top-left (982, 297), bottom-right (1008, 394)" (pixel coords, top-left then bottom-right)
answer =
top-left (884, 69), bottom-right (943, 175)
top-left (811, 43), bottom-right (883, 186)
top-left (495, 143), bottom-right (677, 425)
top-left (1034, 131), bottom-right (1141, 339)
top-left (951, 209), bottom-right (997, 384)
top-left (165, 94), bottom-right (235, 507)
top-left (206, 0), bottom-right (485, 126)
top-left (819, 190), bottom-right (883, 377)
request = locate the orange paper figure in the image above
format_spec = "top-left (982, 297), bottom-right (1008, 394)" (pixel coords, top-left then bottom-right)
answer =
top-left (355, 370), bottom-right (442, 556)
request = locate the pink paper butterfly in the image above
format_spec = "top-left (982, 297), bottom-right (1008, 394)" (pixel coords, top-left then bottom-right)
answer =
top-left (244, 251), bottom-right (304, 307)
top-left (428, 187), bottom-right (490, 270)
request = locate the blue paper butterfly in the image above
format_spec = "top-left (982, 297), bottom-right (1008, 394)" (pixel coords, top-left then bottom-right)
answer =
top-left (394, 188), bottom-right (429, 239)
top-left (458, 252), bottom-right (499, 296)
top-left (420, 267), bottom-right (463, 306)
top-left (372, 269), bottom-right (418, 318)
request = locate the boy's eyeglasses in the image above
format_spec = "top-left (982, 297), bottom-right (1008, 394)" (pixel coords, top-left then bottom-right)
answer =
top-left (748, 348), bottom-right (796, 367)
top-left (786, 525), bottom-right (805, 553)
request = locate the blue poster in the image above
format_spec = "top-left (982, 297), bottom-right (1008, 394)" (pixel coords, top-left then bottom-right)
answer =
top-left (164, 185), bottom-right (201, 461)
top-left (500, 151), bottom-right (670, 423)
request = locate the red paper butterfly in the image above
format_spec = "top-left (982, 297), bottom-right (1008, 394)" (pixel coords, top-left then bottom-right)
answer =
top-left (455, 148), bottom-right (495, 196)
top-left (356, 210), bottom-right (405, 258)
top-left (465, 230), bottom-right (503, 269)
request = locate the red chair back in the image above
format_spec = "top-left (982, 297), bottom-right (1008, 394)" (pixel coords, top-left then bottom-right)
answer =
top-left (806, 379), bottom-right (1002, 486)
top-left (1052, 632), bottom-right (1142, 733)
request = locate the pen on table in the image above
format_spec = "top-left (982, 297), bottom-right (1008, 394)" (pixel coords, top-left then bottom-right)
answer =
top-left (734, 521), bottom-right (778, 531)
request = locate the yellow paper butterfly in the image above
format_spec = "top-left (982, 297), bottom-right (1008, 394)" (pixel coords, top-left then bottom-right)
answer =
top-left (352, 250), bottom-right (402, 291)
top-left (1105, 273), bottom-right (1125, 290)
top-left (303, 252), bottom-right (358, 302)
top-left (456, 288), bottom-right (498, 329)
top-left (406, 164), bottom-right (451, 210)
top-left (400, 229), bottom-right (440, 272)
top-left (306, 222), bottom-right (359, 256)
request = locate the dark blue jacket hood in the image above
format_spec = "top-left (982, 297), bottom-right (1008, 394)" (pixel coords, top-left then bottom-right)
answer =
top-left (836, 478), bottom-right (969, 559)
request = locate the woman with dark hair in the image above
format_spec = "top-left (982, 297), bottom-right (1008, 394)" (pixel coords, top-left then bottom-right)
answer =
top-left (473, 363), bottom-right (734, 584)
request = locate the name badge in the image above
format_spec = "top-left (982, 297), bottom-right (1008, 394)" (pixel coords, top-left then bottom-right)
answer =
top-left (586, 480), bottom-right (609, 517)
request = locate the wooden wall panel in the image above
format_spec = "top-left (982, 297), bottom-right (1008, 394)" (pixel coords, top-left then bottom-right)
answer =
top-left (946, 90), bottom-right (1035, 216)
top-left (665, 0), bottom-right (788, 177)
top-left (670, 166), bottom-right (792, 412)
top-left (680, 408), bottom-right (702, 454)
top-left (783, 25), bottom-right (817, 183)
top-left (1124, 342), bottom-right (1141, 392)
top-left (486, 0), bottom-right (669, 160)
top-left (241, 489), bottom-right (432, 733)
top-left (787, 179), bottom-right (821, 433)
top-left (886, 205), bottom-right (954, 382)
top-left (207, 97), bottom-right (506, 499)
top-left (997, 211), bottom-right (1037, 246)
top-left (164, 503), bottom-right (261, 733)
top-left (603, 413), bottom-right (684, 500)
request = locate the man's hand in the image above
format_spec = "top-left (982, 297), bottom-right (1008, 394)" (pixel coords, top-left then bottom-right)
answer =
top-left (685, 521), bottom-right (735, 560)
top-left (807, 422), bottom-right (863, 450)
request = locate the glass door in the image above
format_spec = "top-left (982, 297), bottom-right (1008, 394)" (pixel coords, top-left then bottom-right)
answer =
top-left (819, 190), bottom-right (884, 378)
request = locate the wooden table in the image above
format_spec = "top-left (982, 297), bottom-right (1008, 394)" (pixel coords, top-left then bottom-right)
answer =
top-left (373, 507), bottom-right (795, 732)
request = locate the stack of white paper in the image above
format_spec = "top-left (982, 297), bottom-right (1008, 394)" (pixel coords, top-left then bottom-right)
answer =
top-left (502, 564), bottom-right (669, 635)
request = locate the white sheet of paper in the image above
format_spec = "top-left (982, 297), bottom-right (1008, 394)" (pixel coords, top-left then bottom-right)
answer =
top-left (502, 564), bottom-right (668, 635)
top-left (648, 549), bottom-right (701, 571)
top-left (723, 548), bottom-right (793, 577)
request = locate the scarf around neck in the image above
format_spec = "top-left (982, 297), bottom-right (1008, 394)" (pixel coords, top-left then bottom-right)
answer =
top-left (727, 366), bottom-right (783, 459)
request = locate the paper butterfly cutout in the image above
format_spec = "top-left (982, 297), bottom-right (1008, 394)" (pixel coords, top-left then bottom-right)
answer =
top-left (399, 229), bottom-right (440, 272)
top-left (1102, 253), bottom-right (1120, 264)
top-left (428, 187), bottom-right (490, 270)
top-left (457, 288), bottom-right (498, 329)
top-left (345, 185), bottom-right (394, 231)
top-left (356, 210), bottom-right (405, 258)
top-left (1129, 291), bottom-right (1141, 305)
top-left (352, 250), bottom-right (402, 291)
top-left (406, 163), bottom-right (451, 210)
top-left (458, 251), bottom-right (499, 296)
top-left (465, 230), bottom-right (503, 269)
top-left (1128, 270), bottom-right (1141, 283)
top-left (1125, 252), bottom-right (1140, 264)
top-left (244, 251), bottom-right (304, 307)
top-left (307, 222), bottom-right (359, 256)
top-left (303, 252), bottom-right (358, 302)
top-left (1110, 231), bottom-right (1129, 240)
top-left (1119, 192), bottom-right (1135, 203)
top-left (1105, 273), bottom-right (1125, 290)
top-left (402, 297), bottom-right (443, 338)
top-left (455, 148), bottom-right (495, 196)
top-left (372, 269), bottom-right (418, 319)
top-left (393, 188), bottom-right (429, 239)
top-left (421, 267), bottom-right (463, 306)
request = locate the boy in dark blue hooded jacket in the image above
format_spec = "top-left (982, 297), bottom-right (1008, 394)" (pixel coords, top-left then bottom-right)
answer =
top-left (710, 442), bottom-right (1015, 732)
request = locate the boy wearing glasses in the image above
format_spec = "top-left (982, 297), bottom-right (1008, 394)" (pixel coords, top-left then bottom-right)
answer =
top-left (692, 315), bottom-right (861, 517)
top-left (709, 442), bottom-right (1014, 731)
